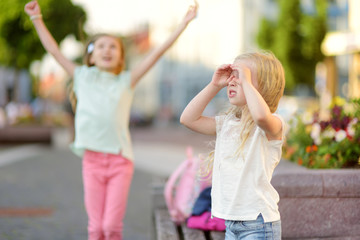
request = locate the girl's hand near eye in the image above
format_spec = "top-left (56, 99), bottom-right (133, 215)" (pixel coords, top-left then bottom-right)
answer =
top-left (211, 64), bottom-right (233, 89)
top-left (231, 64), bottom-right (252, 86)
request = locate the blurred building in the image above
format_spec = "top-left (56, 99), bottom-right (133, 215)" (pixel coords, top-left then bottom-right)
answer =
top-left (135, 0), bottom-right (277, 124)
top-left (19, 0), bottom-right (278, 125)
top-left (4, 0), bottom-right (358, 128)
top-left (29, 0), bottom-right (360, 126)
top-left (0, 67), bottom-right (32, 107)
top-left (321, 0), bottom-right (360, 99)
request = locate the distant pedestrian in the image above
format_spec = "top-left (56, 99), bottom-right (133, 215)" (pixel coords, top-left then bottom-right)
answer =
top-left (25, 1), bottom-right (198, 239)
top-left (180, 51), bottom-right (286, 240)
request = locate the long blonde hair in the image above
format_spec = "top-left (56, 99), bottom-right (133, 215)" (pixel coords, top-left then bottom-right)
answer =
top-left (200, 51), bottom-right (285, 176)
top-left (68, 34), bottom-right (126, 112)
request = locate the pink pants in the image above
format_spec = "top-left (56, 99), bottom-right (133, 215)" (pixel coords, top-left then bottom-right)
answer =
top-left (82, 150), bottom-right (134, 240)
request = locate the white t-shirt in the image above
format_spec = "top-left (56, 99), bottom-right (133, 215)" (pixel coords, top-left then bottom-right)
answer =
top-left (212, 113), bottom-right (285, 222)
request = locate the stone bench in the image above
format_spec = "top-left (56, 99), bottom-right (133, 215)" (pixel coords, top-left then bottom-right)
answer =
top-left (153, 208), bottom-right (225, 240)
top-left (0, 126), bottom-right (52, 144)
top-left (151, 182), bottom-right (225, 240)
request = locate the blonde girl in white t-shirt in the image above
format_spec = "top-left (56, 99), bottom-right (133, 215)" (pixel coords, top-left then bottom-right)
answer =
top-left (180, 51), bottom-right (285, 240)
top-left (25, 1), bottom-right (198, 239)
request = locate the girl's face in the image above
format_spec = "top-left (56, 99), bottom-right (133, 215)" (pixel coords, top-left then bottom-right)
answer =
top-left (89, 36), bottom-right (123, 74)
top-left (227, 73), bottom-right (246, 107)
top-left (227, 60), bottom-right (257, 107)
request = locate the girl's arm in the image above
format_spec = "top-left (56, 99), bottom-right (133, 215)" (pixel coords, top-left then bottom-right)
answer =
top-left (130, 3), bottom-right (198, 88)
top-left (180, 64), bottom-right (232, 136)
top-left (234, 64), bottom-right (283, 140)
top-left (25, 1), bottom-right (76, 77)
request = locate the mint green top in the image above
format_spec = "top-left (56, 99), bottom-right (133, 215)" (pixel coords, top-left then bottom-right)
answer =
top-left (70, 66), bottom-right (135, 161)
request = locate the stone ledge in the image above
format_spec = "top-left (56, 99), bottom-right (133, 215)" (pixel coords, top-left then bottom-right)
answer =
top-left (273, 160), bottom-right (360, 239)
top-left (272, 172), bottom-right (324, 197)
top-left (272, 169), bottom-right (360, 198)
top-left (278, 197), bottom-right (360, 239)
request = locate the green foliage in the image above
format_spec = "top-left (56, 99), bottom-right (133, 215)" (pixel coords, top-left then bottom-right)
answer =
top-left (0, 0), bottom-right (87, 69)
top-left (283, 97), bottom-right (360, 169)
top-left (256, 0), bottom-right (327, 93)
top-left (257, 19), bottom-right (275, 50)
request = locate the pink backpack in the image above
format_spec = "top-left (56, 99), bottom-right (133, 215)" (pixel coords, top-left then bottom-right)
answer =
top-left (164, 146), bottom-right (210, 225)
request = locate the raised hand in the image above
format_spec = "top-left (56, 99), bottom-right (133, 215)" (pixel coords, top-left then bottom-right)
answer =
top-left (211, 64), bottom-right (233, 89)
top-left (182, 0), bottom-right (198, 24)
top-left (24, 1), bottom-right (41, 16)
top-left (24, 0), bottom-right (76, 76)
top-left (231, 64), bottom-right (253, 86)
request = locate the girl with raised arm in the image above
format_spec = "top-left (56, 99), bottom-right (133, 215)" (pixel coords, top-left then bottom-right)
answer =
top-left (25, 1), bottom-right (198, 239)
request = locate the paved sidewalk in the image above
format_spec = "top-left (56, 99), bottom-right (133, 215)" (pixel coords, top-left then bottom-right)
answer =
top-left (0, 124), bottom-right (213, 240)
top-left (0, 124), bottom-right (297, 240)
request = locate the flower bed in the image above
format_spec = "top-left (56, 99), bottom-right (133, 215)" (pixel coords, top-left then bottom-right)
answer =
top-left (283, 97), bottom-right (360, 169)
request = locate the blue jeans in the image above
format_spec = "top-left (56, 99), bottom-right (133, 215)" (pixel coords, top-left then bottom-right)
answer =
top-left (225, 214), bottom-right (281, 240)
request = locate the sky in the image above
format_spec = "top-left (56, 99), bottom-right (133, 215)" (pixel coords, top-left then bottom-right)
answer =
top-left (36, 0), bottom-right (243, 79)
top-left (72, 0), bottom-right (194, 34)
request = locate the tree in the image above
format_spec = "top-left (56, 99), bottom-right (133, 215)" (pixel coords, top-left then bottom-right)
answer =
top-left (257, 0), bottom-right (327, 94)
top-left (0, 0), bottom-right (87, 69)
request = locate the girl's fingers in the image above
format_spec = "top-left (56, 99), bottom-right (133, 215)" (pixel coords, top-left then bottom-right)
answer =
top-left (188, 0), bottom-right (198, 10)
top-left (220, 64), bottom-right (231, 68)
top-left (230, 69), bottom-right (239, 79)
top-left (218, 64), bottom-right (232, 72)
top-left (226, 76), bottom-right (233, 84)
top-left (231, 64), bottom-right (252, 85)
top-left (232, 64), bottom-right (251, 76)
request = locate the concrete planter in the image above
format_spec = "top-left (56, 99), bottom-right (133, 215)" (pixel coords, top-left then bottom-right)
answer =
top-left (272, 160), bottom-right (360, 239)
